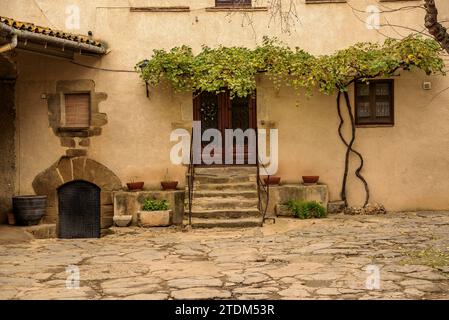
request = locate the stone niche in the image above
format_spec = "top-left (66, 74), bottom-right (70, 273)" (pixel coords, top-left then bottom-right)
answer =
top-left (32, 156), bottom-right (122, 234)
top-left (114, 191), bottom-right (185, 226)
top-left (262, 184), bottom-right (329, 217)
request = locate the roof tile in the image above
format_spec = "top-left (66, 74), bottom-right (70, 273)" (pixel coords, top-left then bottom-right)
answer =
top-left (0, 16), bottom-right (103, 48)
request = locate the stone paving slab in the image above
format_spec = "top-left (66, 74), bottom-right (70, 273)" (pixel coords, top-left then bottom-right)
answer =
top-left (0, 212), bottom-right (449, 300)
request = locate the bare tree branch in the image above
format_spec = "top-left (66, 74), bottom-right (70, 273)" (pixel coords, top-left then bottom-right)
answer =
top-left (424, 0), bottom-right (449, 53)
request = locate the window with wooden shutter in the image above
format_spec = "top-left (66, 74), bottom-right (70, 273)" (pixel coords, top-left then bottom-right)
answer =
top-left (64, 93), bottom-right (90, 128)
top-left (215, 0), bottom-right (252, 7)
top-left (355, 80), bottom-right (394, 126)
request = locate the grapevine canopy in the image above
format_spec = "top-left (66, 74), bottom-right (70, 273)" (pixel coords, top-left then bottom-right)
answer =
top-left (136, 35), bottom-right (445, 98)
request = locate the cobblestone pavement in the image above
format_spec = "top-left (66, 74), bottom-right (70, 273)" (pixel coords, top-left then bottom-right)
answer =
top-left (1, 212), bottom-right (449, 300)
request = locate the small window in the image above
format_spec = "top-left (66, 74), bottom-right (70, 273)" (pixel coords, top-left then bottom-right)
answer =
top-left (355, 80), bottom-right (394, 126)
top-left (64, 93), bottom-right (90, 128)
top-left (215, 0), bottom-right (252, 7)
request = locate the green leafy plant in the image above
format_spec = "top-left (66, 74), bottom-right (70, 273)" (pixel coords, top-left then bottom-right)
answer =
top-left (142, 198), bottom-right (169, 211)
top-left (284, 200), bottom-right (327, 220)
top-left (136, 35), bottom-right (444, 98)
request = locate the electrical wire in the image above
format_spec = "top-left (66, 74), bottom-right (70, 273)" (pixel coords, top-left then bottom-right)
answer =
top-left (32, 0), bottom-right (57, 28)
top-left (70, 61), bottom-right (137, 73)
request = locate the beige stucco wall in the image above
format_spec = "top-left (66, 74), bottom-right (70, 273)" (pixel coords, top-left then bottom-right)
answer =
top-left (1, 0), bottom-right (449, 211)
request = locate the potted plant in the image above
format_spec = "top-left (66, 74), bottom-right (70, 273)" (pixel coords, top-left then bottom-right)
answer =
top-left (138, 198), bottom-right (172, 227)
top-left (127, 176), bottom-right (144, 191)
top-left (263, 176), bottom-right (281, 186)
top-left (161, 169), bottom-right (178, 191)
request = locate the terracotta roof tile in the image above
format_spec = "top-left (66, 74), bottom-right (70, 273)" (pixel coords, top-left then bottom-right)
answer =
top-left (0, 16), bottom-right (103, 47)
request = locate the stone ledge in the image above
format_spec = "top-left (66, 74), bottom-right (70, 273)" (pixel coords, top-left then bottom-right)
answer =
top-left (23, 224), bottom-right (57, 239)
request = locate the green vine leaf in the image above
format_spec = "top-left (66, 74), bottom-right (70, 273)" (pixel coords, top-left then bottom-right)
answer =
top-left (136, 35), bottom-right (445, 98)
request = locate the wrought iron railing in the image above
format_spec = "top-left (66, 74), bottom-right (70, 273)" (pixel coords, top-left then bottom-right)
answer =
top-left (256, 132), bottom-right (272, 226)
top-left (187, 128), bottom-right (194, 226)
top-left (257, 158), bottom-right (272, 226)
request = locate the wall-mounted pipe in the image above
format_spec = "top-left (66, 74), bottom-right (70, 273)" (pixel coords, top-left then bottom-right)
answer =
top-left (0, 23), bottom-right (106, 55)
top-left (0, 34), bottom-right (17, 53)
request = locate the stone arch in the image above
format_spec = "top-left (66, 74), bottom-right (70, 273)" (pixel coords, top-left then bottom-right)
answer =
top-left (32, 156), bottom-right (122, 230)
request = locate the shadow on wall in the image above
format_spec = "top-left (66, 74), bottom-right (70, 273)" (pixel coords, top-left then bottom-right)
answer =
top-left (0, 78), bottom-right (16, 224)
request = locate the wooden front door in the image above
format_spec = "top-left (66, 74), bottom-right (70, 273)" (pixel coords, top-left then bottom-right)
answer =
top-left (193, 90), bottom-right (257, 165)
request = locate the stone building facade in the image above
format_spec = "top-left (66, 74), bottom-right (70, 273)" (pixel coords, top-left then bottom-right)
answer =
top-left (1, 0), bottom-right (449, 230)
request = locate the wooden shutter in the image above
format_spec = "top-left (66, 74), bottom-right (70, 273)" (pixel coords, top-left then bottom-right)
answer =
top-left (64, 93), bottom-right (90, 128)
top-left (215, 0), bottom-right (252, 7)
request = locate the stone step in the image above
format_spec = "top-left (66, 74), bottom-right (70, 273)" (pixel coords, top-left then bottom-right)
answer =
top-left (185, 217), bottom-right (262, 229)
top-left (192, 198), bottom-right (259, 210)
top-left (193, 174), bottom-right (257, 184)
top-left (187, 208), bottom-right (261, 219)
top-left (194, 166), bottom-right (257, 176)
top-left (184, 166), bottom-right (260, 228)
top-left (191, 182), bottom-right (258, 192)
top-left (192, 190), bottom-right (259, 199)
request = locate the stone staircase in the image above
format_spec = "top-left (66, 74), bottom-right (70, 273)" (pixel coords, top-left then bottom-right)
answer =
top-left (185, 166), bottom-right (262, 228)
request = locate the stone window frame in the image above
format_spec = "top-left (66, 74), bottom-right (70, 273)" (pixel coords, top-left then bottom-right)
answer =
top-left (47, 80), bottom-right (108, 155)
top-left (48, 80), bottom-right (107, 138)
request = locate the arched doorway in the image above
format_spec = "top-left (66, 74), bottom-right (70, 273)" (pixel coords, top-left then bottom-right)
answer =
top-left (58, 180), bottom-right (101, 239)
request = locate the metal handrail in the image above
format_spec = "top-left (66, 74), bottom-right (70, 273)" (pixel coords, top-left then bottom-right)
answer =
top-left (187, 128), bottom-right (194, 226)
top-left (256, 130), bottom-right (272, 226)
top-left (257, 157), bottom-right (271, 226)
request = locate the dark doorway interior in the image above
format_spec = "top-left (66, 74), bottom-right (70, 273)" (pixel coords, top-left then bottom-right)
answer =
top-left (58, 180), bottom-right (101, 239)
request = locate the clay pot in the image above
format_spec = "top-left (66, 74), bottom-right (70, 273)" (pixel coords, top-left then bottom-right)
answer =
top-left (263, 176), bottom-right (281, 186)
top-left (302, 176), bottom-right (320, 185)
top-left (161, 181), bottom-right (178, 191)
top-left (12, 195), bottom-right (47, 226)
top-left (127, 182), bottom-right (144, 191)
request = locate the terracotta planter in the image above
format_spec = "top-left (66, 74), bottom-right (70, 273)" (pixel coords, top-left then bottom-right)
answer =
top-left (161, 181), bottom-right (178, 191)
top-left (263, 176), bottom-right (281, 186)
top-left (127, 182), bottom-right (144, 191)
top-left (302, 176), bottom-right (320, 185)
top-left (7, 212), bottom-right (16, 225)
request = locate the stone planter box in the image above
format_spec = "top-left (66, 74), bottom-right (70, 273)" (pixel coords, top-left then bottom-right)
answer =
top-left (138, 210), bottom-right (172, 227)
top-left (113, 190), bottom-right (184, 226)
